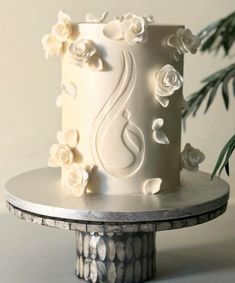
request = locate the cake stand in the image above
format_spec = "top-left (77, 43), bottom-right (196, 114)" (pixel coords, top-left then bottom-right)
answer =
top-left (5, 168), bottom-right (229, 283)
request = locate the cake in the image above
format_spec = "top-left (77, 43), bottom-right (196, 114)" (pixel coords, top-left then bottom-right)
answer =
top-left (42, 11), bottom-right (205, 197)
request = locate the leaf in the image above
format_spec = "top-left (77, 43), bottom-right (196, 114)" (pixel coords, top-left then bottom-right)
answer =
top-left (182, 64), bottom-right (235, 121)
top-left (199, 10), bottom-right (235, 55)
top-left (225, 162), bottom-right (230, 176)
top-left (233, 77), bottom-right (235, 97)
top-left (218, 141), bottom-right (235, 176)
top-left (204, 80), bottom-right (221, 113)
top-left (211, 135), bottom-right (235, 180)
top-left (222, 78), bottom-right (229, 110)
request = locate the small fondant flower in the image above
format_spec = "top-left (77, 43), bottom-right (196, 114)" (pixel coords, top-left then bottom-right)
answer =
top-left (103, 13), bottom-right (151, 45)
top-left (181, 143), bottom-right (205, 171)
top-left (48, 144), bottom-right (74, 167)
top-left (41, 33), bottom-right (63, 58)
top-left (167, 28), bottom-right (201, 60)
top-left (69, 39), bottom-right (103, 71)
top-left (52, 10), bottom-right (73, 42)
top-left (63, 163), bottom-right (89, 197)
top-left (48, 129), bottom-right (79, 167)
top-left (154, 64), bottom-right (183, 107)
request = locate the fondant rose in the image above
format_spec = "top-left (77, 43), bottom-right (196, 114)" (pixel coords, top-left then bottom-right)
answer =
top-left (155, 64), bottom-right (183, 107)
top-left (63, 163), bottom-right (89, 197)
top-left (69, 39), bottom-right (103, 71)
top-left (48, 144), bottom-right (74, 167)
top-left (48, 129), bottom-right (79, 167)
top-left (103, 13), bottom-right (150, 45)
top-left (167, 28), bottom-right (201, 60)
top-left (52, 10), bottom-right (73, 42)
top-left (41, 33), bottom-right (62, 58)
top-left (181, 143), bottom-right (205, 171)
top-left (120, 13), bottom-right (148, 45)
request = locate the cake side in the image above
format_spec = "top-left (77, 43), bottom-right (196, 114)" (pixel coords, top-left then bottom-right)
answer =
top-left (61, 23), bottom-right (183, 195)
top-left (42, 11), bottom-right (204, 197)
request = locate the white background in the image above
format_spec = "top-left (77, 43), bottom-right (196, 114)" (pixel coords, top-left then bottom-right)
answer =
top-left (0, 1), bottom-right (235, 283)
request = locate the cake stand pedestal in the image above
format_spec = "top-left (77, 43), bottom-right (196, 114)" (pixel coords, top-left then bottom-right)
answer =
top-left (5, 168), bottom-right (229, 283)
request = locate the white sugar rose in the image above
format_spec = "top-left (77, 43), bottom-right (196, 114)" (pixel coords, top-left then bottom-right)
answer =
top-left (63, 163), bottom-right (89, 197)
top-left (69, 39), bottom-right (103, 71)
top-left (52, 10), bottom-right (73, 42)
top-left (48, 144), bottom-right (74, 167)
top-left (181, 143), bottom-right (205, 171)
top-left (103, 13), bottom-right (150, 45)
top-left (120, 13), bottom-right (148, 46)
top-left (155, 64), bottom-right (183, 107)
top-left (41, 33), bottom-right (62, 58)
top-left (167, 28), bottom-right (201, 57)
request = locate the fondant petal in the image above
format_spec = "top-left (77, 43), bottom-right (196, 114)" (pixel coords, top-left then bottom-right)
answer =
top-left (142, 178), bottom-right (162, 195)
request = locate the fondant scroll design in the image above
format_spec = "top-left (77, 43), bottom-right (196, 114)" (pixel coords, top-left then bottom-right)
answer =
top-left (90, 51), bottom-right (145, 177)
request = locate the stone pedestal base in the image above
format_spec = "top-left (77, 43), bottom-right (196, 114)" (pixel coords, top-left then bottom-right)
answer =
top-left (75, 231), bottom-right (156, 283)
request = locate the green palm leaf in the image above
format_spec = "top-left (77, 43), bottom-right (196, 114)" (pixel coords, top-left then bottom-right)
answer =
top-left (211, 135), bottom-right (235, 180)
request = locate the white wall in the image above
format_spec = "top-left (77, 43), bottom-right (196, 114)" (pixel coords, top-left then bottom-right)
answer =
top-left (0, 0), bottom-right (234, 213)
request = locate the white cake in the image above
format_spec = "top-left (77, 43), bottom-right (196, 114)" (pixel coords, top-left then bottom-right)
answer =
top-left (42, 11), bottom-right (204, 197)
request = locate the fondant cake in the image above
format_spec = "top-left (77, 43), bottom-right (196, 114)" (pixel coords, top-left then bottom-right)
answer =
top-left (42, 11), bottom-right (204, 197)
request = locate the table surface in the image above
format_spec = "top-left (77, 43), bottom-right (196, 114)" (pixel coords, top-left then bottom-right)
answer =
top-left (5, 168), bottom-right (230, 223)
top-left (1, 202), bottom-right (235, 283)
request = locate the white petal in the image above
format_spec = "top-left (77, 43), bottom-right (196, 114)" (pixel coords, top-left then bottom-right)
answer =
top-left (146, 15), bottom-right (154, 23)
top-left (153, 130), bottom-right (170, 144)
top-left (48, 155), bottom-right (59, 167)
top-left (103, 20), bottom-right (123, 40)
top-left (88, 56), bottom-right (104, 71)
top-left (155, 95), bottom-right (170, 108)
top-left (167, 34), bottom-right (176, 48)
top-left (57, 10), bottom-right (71, 22)
top-left (64, 129), bottom-right (78, 147)
top-left (85, 12), bottom-right (108, 23)
top-left (56, 131), bottom-right (64, 144)
top-left (56, 95), bottom-right (62, 108)
top-left (49, 143), bottom-right (60, 155)
top-left (152, 118), bottom-right (164, 130)
top-left (142, 178), bottom-right (162, 195)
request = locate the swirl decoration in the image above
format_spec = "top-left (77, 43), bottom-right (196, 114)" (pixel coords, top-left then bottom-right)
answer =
top-left (90, 50), bottom-right (145, 177)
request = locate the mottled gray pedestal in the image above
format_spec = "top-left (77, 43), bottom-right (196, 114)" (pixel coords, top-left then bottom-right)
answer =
top-left (5, 168), bottom-right (229, 283)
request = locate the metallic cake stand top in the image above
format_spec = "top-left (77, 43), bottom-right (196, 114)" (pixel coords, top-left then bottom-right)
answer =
top-left (5, 168), bottom-right (229, 229)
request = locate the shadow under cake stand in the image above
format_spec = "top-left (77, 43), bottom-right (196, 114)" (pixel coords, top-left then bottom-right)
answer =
top-left (5, 168), bottom-right (229, 283)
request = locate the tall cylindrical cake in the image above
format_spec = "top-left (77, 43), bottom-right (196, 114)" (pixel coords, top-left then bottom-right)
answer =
top-left (43, 12), bottom-right (203, 196)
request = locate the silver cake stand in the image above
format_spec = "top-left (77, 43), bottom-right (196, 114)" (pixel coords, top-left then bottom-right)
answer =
top-left (5, 168), bottom-right (229, 283)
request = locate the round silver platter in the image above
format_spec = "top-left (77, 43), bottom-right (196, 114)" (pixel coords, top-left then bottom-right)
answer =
top-left (5, 167), bottom-right (230, 223)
